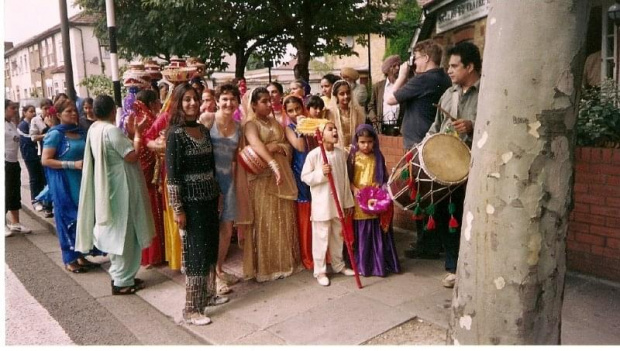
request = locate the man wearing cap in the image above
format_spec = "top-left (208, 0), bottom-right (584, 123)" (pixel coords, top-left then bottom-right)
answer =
top-left (367, 55), bottom-right (404, 136)
top-left (340, 67), bottom-right (368, 108)
top-left (385, 39), bottom-right (451, 262)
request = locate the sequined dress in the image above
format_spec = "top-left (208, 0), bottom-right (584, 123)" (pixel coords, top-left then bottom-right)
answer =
top-left (166, 124), bottom-right (220, 315)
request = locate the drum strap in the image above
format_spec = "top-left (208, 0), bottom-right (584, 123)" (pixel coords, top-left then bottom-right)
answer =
top-left (451, 89), bottom-right (460, 119)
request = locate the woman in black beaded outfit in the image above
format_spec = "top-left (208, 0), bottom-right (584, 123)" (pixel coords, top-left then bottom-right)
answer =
top-left (165, 83), bottom-right (228, 326)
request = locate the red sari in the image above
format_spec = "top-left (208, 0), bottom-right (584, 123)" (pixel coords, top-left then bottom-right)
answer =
top-left (133, 101), bottom-right (165, 266)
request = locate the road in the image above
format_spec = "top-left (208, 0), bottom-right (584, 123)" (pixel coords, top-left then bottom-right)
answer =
top-left (4, 211), bottom-right (202, 345)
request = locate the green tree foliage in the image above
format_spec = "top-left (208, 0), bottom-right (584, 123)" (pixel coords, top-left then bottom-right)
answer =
top-left (269, 0), bottom-right (397, 81)
top-left (385, 0), bottom-right (422, 61)
top-left (577, 79), bottom-right (620, 147)
top-left (75, 0), bottom-right (397, 80)
top-left (75, 0), bottom-right (287, 77)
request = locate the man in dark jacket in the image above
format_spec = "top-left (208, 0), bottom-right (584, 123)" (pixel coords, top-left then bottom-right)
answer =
top-left (385, 39), bottom-right (452, 260)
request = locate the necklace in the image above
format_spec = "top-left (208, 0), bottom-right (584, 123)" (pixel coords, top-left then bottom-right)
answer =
top-left (216, 118), bottom-right (235, 134)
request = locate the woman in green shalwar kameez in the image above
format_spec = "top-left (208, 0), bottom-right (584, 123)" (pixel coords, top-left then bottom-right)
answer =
top-left (76, 95), bottom-right (155, 295)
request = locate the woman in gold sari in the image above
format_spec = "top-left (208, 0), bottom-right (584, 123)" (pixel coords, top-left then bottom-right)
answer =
top-left (236, 88), bottom-right (301, 282)
top-left (325, 80), bottom-right (366, 152)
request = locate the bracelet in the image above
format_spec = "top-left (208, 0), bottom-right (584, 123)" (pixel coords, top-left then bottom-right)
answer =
top-left (62, 161), bottom-right (76, 169)
top-left (268, 159), bottom-right (279, 172)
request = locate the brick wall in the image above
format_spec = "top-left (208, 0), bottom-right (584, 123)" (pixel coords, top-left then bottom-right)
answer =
top-left (568, 147), bottom-right (620, 282)
top-left (380, 134), bottom-right (620, 282)
top-left (379, 135), bottom-right (415, 231)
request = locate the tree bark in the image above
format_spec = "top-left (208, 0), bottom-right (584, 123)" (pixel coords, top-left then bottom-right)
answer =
top-left (235, 47), bottom-right (249, 79)
top-left (295, 42), bottom-right (311, 82)
top-left (448, 0), bottom-right (589, 345)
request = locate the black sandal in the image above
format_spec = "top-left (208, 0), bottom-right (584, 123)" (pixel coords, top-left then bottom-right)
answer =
top-left (110, 278), bottom-right (145, 290)
top-left (77, 257), bottom-right (101, 268)
top-left (65, 262), bottom-right (89, 274)
top-left (112, 285), bottom-right (138, 295)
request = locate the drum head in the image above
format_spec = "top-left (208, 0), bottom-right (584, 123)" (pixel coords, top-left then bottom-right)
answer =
top-left (421, 134), bottom-right (470, 185)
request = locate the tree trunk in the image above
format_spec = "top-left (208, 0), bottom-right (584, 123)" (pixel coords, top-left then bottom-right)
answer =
top-left (295, 42), bottom-right (311, 82)
top-left (448, 0), bottom-right (589, 345)
top-left (235, 48), bottom-right (248, 79)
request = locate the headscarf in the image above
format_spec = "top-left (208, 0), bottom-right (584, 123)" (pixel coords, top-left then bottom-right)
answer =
top-left (381, 55), bottom-right (402, 75)
top-left (347, 124), bottom-right (387, 185)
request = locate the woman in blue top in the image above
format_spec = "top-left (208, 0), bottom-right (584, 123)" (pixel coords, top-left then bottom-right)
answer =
top-left (209, 83), bottom-right (242, 295)
top-left (41, 99), bottom-right (101, 273)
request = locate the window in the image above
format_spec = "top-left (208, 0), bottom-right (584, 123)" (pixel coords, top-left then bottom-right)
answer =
top-left (57, 39), bottom-right (63, 64)
top-left (602, 10), bottom-right (617, 79)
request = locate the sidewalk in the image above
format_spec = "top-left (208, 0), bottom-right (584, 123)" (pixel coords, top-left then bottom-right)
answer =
top-left (15, 159), bottom-right (620, 345)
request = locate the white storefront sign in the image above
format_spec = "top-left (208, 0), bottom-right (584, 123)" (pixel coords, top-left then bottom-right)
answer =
top-left (436, 0), bottom-right (490, 34)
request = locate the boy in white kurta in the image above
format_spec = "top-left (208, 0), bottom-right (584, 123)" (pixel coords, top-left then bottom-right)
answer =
top-left (301, 122), bottom-right (355, 286)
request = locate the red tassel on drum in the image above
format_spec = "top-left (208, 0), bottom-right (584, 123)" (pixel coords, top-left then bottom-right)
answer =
top-left (409, 184), bottom-right (417, 200)
top-left (425, 216), bottom-right (436, 230)
top-left (449, 215), bottom-right (459, 233)
top-left (406, 151), bottom-right (414, 162)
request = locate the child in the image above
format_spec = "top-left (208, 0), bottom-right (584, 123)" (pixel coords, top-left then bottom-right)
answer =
top-left (347, 124), bottom-right (401, 277)
top-left (283, 95), bottom-right (313, 270)
top-left (306, 95), bottom-right (326, 119)
top-left (301, 121), bottom-right (355, 286)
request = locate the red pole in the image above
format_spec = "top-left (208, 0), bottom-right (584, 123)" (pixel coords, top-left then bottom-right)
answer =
top-left (315, 129), bottom-right (363, 289)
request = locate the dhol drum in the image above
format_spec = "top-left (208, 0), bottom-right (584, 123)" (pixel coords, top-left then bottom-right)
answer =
top-left (387, 133), bottom-right (470, 211)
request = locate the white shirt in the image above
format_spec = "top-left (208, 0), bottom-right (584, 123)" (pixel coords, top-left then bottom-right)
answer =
top-left (301, 147), bottom-right (355, 222)
top-left (29, 115), bottom-right (47, 155)
top-left (382, 80), bottom-right (400, 123)
top-left (5, 120), bottom-right (20, 162)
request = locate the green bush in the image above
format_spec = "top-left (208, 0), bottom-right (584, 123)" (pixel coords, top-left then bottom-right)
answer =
top-left (577, 79), bottom-right (620, 147)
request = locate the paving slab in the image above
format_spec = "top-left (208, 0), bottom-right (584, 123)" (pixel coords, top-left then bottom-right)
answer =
top-left (355, 271), bottom-right (448, 307)
top-left (182, 307), bottom-right (259, 345)
top-left (561, 274), bottom-right (620, 345)
top-left (233, 330), bottom-right (287, 345)
top-left (227, 277), bottom-right (349, 329)
top-left (396, 287), bottom-right (454, 329)
top-left (137, 280), bottom-right (186, 322)
top-left (98, 295), bottom-right (201, 345)
top-left (267, 293), bottom-right (413, 345)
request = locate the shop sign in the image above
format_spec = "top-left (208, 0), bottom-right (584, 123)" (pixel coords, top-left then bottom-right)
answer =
top-left (436, 0), bottom-right (489, 34)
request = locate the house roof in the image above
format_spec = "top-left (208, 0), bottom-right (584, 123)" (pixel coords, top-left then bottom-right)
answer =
top-left (417, 0), bottom-right (436, 6)
top-left (50, 65), bottom-right (65, 74)
top-left (4, 12), bottom-right (97, 56)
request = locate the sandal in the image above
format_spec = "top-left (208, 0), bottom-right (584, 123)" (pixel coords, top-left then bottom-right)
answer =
top-left (77, 257), bottom-right (101, 268)
top-left (217, 278), bottom-right (232, 295)
top-left (65, 262), bottom-right (89, 274)
top-left (112, 285), bottom-right (138, 295)
top-left (110, 278), bottom-right (145, 290)
top-left (217, 271), bottom-right (239, 285)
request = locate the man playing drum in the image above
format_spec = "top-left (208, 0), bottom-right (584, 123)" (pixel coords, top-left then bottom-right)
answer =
top-left (426, 42), bottom-right (482, 288)
top-left (386, 40), bottom-right (452, 260)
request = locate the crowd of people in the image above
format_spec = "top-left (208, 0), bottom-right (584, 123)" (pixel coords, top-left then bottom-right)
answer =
top-left (4, 40), bottom-right (482, 326)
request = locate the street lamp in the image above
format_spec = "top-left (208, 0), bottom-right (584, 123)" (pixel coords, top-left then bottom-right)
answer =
top-left (608, 2), bottom-right (620, 26)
